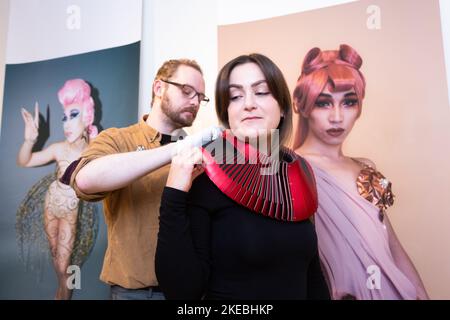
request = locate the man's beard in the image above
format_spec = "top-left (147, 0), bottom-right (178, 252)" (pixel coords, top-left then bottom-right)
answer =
top-left (160, 93), bottom-right (197, 128)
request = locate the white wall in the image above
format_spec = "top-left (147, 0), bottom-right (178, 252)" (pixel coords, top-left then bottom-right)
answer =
top-left (0, 0), bottom-right (10, 133)
top-left (140, 0), bottom-right (219, 132)
top-left (5, 0), bottom-right (142, 64)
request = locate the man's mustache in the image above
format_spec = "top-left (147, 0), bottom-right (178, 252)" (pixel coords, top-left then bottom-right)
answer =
top-left (181, 107), bottom-right (198, 116)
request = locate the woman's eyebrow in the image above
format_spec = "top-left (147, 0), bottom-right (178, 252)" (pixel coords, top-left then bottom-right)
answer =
top-left (228, 80), bottom-right (267, 90)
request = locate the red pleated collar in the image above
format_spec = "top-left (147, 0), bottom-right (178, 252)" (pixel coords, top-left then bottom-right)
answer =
top-left (201, 131), bottom-right (318, 222)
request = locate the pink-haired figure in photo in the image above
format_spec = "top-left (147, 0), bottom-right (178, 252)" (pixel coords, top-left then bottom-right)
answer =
top-left (293, 44), bottom-right (429, 299)
top-left (17, 79), bottom-right (98, 300)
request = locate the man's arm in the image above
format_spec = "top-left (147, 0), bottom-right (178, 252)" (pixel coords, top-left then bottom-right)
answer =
top-left (75, 143), bottom-right (175, 194)
top-left (74, 126), bottom-right (223, 196)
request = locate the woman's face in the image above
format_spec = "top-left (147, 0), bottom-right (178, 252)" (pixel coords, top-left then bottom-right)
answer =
top-left (306, 83), bottom-right (360, 146)
top-left (227, 62), bottom-right (282, 141)
top-left (62, 104), bottom-right (85, 143)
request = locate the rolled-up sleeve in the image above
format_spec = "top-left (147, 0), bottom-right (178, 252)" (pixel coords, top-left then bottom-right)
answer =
top-left (69, 128), bottom-right (121, 202)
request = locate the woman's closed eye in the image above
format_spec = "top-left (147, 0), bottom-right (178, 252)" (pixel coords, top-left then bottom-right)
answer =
top-left (254, 83), bottom-right (270, 96)
top-left (229, 89), bottom-right (243, 101)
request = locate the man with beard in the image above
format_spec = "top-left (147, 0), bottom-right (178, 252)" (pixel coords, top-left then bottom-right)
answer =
top-left (68, 59), bottom-right (215, 299)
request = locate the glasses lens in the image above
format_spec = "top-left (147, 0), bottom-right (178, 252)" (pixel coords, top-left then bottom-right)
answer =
top-left (181, 85), bottom-right (196, 99)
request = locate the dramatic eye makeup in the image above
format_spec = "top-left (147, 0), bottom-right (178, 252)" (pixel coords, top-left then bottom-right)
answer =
top-left (69, 109), bottom-right (80, 119)
top-left (62, 109), bottom-right (80, 122)
top-left (314, 92), bottom-right (359, 108)
top-left (342, 93), bottom-right (359, 107)
top-left (314, 94), bottom-right (332, 108)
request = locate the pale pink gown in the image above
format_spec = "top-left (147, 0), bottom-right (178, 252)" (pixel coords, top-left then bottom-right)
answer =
top-left (310, 163), bottom-right (417, 300)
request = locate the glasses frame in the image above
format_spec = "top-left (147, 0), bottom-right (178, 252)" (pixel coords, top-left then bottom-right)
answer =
top-left (160, 79), bottom-right (210, 105)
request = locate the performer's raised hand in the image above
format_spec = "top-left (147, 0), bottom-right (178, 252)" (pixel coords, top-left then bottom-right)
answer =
top-left (20, 102), bottom-right (39, 144)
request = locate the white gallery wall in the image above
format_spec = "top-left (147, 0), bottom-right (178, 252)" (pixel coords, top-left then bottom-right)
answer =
top-left (5, 0), bottom-right (142, 64)
top-left (139, 0), bottom-right (219, 133)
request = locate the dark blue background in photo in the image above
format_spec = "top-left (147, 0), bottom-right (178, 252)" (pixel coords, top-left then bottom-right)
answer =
top-left (0, 41), bottom-right (140, 299)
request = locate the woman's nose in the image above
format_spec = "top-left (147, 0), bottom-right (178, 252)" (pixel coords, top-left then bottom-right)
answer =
top-left (329, 106), bottom-right (343, 123)
top-left (243, 93), bottom-right (256, 111)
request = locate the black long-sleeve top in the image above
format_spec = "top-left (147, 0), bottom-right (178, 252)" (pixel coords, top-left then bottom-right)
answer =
top-left (156, 173), bottom-right (330, 300)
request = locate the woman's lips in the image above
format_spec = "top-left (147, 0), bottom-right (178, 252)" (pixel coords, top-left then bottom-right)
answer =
top-left (326, 128), bottom-right (344, 137)
top-left (242, 116), bottom-right (262, 122)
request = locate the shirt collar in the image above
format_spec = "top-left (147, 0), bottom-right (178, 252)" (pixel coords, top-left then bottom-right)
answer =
top-left (139, 114), bottom-right (161, 144)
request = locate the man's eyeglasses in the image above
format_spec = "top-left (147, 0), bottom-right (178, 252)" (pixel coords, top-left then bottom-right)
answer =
top-left (161, 79), bottom-right (210, 106)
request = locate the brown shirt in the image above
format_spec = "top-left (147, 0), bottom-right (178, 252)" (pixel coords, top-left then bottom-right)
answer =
top-left (70, 116), bottom-right (170, 289)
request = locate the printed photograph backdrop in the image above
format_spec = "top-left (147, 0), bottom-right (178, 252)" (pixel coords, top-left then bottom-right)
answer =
top-left (0, 42), bottom-right (140, 299)
top-left (218, 0), bottom-right (450, 298)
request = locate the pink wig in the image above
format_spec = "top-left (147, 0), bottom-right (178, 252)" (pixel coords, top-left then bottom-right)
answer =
top-left (57, 78), bottom-right (98, 139)
top-left (293, 44), bottom-right (366, 147)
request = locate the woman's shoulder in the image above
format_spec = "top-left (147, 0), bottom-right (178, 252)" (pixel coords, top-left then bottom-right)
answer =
top-left (353, 157), bottom-right (377, 170)
top-left (292, 148), bottom-right (323, 168)
top-left (293, 147), bottom-right (317, 159)
top-left (44, 141), bottom-right (66, 157)
top-left (44, 141), bottom-right (65, 149)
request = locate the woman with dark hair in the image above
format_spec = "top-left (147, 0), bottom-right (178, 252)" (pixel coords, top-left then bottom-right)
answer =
top-left (293, 44), bottom-right (429, 299)
top-left (155, 53), bottom-right (329, 300)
